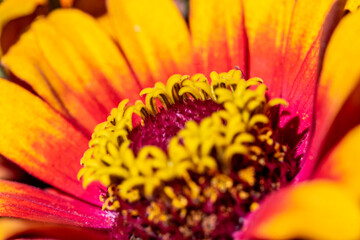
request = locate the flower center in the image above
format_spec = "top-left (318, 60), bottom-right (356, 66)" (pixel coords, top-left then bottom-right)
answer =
top-left (78, 70), bottom-right (300, 239)
top-left (128, 99), bottom-right (222, 154)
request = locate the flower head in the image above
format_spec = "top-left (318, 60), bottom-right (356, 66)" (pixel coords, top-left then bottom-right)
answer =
top-left (0, 0), bottom-right (360, 239)
top-left (78, 69), bottom-right (297, 238)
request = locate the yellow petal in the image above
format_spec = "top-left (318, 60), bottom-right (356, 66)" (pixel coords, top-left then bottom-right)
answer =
top-left (45, 10), bottom-right (140, 101)
top-left (345, 0), bottom-right (360, 12)
top-left (238, 180), bottom-right (360, 239)
top-left (107, 0), bottom-right (194, 87)
top-left (97, 14), bottom-right (117, 41)
top-left (2, 30), bottom-right (69, 117)
top-left (315, 125), bottom-right (360, 200)
top-left (2, 9), bottom-right (141, 133)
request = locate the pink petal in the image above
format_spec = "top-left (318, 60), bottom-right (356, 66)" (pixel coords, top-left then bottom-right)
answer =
top-left (0, 180), bottom-right (116, 229)
top-left (297, 8), bottom-right (360, 181)
top-left (0, 218), bottom-right (109, 240)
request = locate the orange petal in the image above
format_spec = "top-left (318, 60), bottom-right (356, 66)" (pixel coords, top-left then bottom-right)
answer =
top-left (0, 218), bottom-right (109, 240)
top-left (2, 9), bottom-right (141, 133)
top-left (0, 79), bottom-right (101, 205)
top-left (0, 0), bottom-right (48, 55)
top-left (298, 8), bottom-right (360, 180)
top-left (315, 125), bottom-right (360, 200)
top-left (243, 0), bottom-right (345, 150)
top-left (189, 0), bottom-right (248, 76)
top-left (236, 180), bottom-right (360, 239)
top-left (107, 0), bottom-right (194, 87)
top-left (0, 180), bottom-right (114, 229)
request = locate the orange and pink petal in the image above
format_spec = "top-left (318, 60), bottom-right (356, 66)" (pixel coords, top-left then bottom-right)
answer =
top-left (189, 0), bottom-right (346, 162)
top-left (0, 218), bottom-right (109, 240)
top-left (298, 8), bottom-right (360, 180)
top-left (243, 0), bottom-right (345, 159)
top-left (0, 79), bottom-right (102, 205)
top-left (0, 180), bottom-right (115, 229)
top-left (244, 0), bottom-right (344, 98)
top-left (189, 0), bottom-right (248, 75)
top-left (235, 180), bottom-right (360, 239)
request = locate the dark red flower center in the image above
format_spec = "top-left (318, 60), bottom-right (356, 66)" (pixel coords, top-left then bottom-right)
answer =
top-left (128, 100), bottom-right (222, 154)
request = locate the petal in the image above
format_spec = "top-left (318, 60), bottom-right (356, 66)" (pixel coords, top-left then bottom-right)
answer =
top-left (97, 14), bottom-right (117, 41)
top-left (2, 9), bottom-right (141, 133)
top-left (297, 8), bottom-right (360, 180)
top-left (107, 0), bottom-right (194, 87)
top-left (0, 0), bottom-right (47, 55)
top-left (243, 0), bottom-right (345, 156)
top-left (2, 30), bottom-right (71, 119)
top-left (244, 0), bottom-right (344, 96)
top-left (314, 125), bottom-right (360, 200)
top-left (235, 180), bottom-right (360, 239)
top-left (0, 79), bottom-right (101, 205)
top-left (43, 10), bottom-right (141, 102)
top-left (0, 180), bottom-right (115, 229)
top-left (0, 218), bottom-right (109, 240)
top-left (189, 0), bottom-right (248, 75)
top-left (345, 0), bottom-right (360, 12)
top-left (316, 83), bottom-right (360, 165)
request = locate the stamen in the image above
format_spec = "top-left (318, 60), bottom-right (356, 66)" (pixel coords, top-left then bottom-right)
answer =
top-left (78, 69), bottom-right (299, 238)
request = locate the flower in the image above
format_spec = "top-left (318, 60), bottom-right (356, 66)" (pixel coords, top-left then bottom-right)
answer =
top-left (0, 0), bottom-right (360, 239)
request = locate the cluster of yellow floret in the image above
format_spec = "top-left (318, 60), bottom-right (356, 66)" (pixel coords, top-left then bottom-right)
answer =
top-left (78, 69), bottom-right (288, 215)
